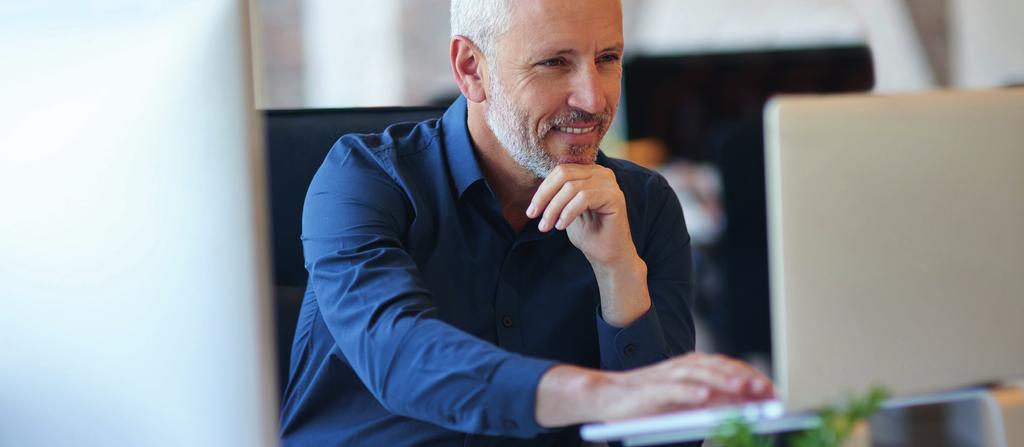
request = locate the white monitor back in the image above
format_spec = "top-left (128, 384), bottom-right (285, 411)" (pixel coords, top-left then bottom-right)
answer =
top-left (0, 2), bottom-right (277, 446)
top-left (764, 89), bottom-right (1024, 412)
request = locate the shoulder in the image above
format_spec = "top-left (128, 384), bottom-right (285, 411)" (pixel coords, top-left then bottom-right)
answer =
top-left (308, 118), bottom-right (443, 209)
top-left (304, 120), bottom-right (442, 233)
top-left (322, 118), bottom-right (443, 177)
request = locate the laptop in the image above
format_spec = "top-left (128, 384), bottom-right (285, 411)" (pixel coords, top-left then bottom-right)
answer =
top-left (582, 88), bottom-right (1024, 444)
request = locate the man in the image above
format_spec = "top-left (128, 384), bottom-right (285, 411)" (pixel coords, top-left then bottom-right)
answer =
top-left (279, 0), bottom-right (773, 445)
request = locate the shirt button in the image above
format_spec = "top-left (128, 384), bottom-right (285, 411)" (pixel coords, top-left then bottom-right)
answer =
top-left (501, 315), bottom-right (513, 328)
top-left (624, 344), bottom-right (636, 357)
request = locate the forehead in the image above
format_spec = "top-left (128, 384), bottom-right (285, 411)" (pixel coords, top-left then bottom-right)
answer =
top-left (502, 0), bottom-right (623, 55)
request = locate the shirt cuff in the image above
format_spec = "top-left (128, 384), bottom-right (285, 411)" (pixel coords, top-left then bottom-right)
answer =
top-left (482, 354), bottom-right (559, 437)
top-left (595, 305), bottom-right (670, 370)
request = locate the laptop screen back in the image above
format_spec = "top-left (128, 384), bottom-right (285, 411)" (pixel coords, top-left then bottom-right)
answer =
top-left (764, 89), bottom-right (1024, 411)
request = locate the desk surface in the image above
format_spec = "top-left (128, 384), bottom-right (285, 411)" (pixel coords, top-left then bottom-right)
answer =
top-left (581, 387), bottom-right (1023, 446)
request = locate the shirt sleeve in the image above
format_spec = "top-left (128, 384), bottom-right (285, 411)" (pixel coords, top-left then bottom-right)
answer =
top-left (595, 173), bottom-right (697, 371)
top-left (301, 139), bottom-right (557, 438)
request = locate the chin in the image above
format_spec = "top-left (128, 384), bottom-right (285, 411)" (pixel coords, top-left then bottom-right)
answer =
top-left (558, 145), bottom-right (599, 164)
top-left (556, 156), bottom-right (597, 165)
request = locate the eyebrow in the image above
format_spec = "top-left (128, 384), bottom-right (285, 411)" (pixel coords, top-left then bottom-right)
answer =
top-left (601, 44), bottom-right (625, 54)
top-left (543, 44), bottom-right (625, 58)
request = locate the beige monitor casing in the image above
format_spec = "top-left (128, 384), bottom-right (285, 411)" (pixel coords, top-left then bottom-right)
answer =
top-left (764, 89), bottom-right (1024, 412)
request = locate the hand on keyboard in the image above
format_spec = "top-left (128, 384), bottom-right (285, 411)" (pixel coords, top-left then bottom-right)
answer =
top-left (591, 352), bottom-right (775, 421)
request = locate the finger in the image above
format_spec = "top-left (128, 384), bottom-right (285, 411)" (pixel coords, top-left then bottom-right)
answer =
top-left (717, 360), bottom-right (773, 397)
top-left (670, 353), bottom-right (738, 379)
top-left (666, 364), bottom-right (745, 394)
top-left (557, 187), bottom-right (623, 231)
top-left (538, 179), bottom-right (587, 232)
top-left (695, 355), bottom-right (773, 397)
top-left (680, 355), bottom-right (759, 394)
top-left (750, 378), bottom-right (775, 397)
top-left (554, 189), bottom-right (598, 231)
top-left (527, 165), bottom-right (589, 219)
top-left (663, 383), bottom-right (711, 407)
top-left (694, 354), bottom-right (753, 380)
top-left (703, 391), bottom-right (757, 407)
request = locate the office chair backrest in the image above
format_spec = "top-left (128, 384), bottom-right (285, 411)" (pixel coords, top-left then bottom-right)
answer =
top-left (262, 106), bottom-right (447, 394)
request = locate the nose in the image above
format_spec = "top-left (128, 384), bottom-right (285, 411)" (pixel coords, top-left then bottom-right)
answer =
top-left (566, 63), bottom-right (607, 115)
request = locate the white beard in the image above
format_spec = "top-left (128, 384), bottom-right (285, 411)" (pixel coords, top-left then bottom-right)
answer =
top-left (485, 74), bottom-right (559, 179)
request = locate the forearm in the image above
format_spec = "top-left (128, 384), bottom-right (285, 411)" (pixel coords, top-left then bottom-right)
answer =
top-left (592, 254), bottom-right (652, 327)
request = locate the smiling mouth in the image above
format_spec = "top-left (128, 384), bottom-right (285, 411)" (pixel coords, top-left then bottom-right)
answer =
top-left (555, 125), bottom-right (597, 134)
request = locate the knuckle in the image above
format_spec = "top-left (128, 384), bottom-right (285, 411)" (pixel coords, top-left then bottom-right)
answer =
top-left (561, 203), bottom-right (580, 218)
top-left (551, 164), bottom-right (568, 178)
top-left (565, 180), bottom-right (581, 195)
top-left (670, 366), bottom-right (692, 379)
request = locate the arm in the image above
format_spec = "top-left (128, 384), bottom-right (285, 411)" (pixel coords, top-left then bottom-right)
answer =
top-left (303, 141), bottom-right (556, 437)
top-left (529, 165), bottom-right (694, 370)
top-left (530, 164), bottom-right (651, 327)
top-left (528, 165), bottom-right (771, 427)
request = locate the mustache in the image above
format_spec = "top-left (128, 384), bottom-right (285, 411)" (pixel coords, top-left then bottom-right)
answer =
top-left (543, 109), bottom-right (611, 134)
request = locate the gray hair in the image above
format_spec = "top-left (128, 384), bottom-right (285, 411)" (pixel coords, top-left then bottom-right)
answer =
top-left (450, 0), bottom-right (513, 60)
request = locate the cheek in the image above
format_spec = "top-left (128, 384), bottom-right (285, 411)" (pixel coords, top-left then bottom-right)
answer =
top-left (603, 75), bottom-right (622, 109)
top-left (522, 90), bottom-right (567, 128)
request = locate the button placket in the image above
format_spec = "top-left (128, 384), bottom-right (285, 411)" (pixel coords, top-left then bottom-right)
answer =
top-left (494, 243), bottom-right (524, 350)
top-left (624, 343), bottom-right (637, 357)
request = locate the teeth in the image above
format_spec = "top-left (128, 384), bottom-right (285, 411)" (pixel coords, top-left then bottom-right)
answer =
top-left (557, 126), bottom-right (596, 134)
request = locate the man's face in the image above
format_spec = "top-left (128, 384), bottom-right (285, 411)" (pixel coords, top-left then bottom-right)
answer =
top-left (485, 0), bottom-right (623, 178)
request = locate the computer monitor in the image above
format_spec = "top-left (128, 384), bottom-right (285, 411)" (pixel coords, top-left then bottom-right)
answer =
top-left (0, 3), bottom-right (277, 446)
top-left (765, 88), bottom-right (1024, 412)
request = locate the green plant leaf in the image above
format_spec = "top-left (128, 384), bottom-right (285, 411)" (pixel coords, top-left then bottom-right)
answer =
top-left (711, 386), bottom-right (889, 447)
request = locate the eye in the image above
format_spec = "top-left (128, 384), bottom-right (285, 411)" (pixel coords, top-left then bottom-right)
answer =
top-left (538, 58), bottom-right (566, 68)
top-left (597, 53), bottom-right (621, 64)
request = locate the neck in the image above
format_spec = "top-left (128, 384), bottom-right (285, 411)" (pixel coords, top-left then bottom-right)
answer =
top-left (467, 101), bottom-right (541, 231)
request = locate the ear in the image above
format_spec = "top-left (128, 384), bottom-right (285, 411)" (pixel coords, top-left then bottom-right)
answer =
top-left (450, 36), bottom-right (488, 103)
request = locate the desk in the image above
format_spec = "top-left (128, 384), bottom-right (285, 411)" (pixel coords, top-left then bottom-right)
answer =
top-left (581, 386), bottom-right (1024, 446)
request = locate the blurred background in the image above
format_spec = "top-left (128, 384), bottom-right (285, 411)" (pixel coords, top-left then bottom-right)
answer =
top-left (253, 0), bottom-right (1024, 373)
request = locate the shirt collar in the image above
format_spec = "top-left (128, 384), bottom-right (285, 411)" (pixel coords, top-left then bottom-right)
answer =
top-left (441, 96), bottom-right (486, 199)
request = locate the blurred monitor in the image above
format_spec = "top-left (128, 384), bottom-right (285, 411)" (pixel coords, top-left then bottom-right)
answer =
top-left (765, 88), bottom-right (1024, 411)
top-left (0, 3), bottom-right (277, 446)
top-left (624, 46), bottom-right (875, 161)
top-left (623, 46), bottom-right (875, 360)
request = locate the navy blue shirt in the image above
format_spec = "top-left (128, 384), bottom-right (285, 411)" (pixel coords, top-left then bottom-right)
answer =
top-left (280, 97), bottom-right (696, 446)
